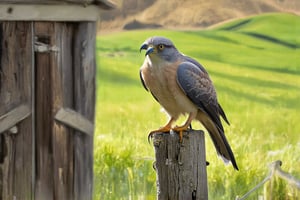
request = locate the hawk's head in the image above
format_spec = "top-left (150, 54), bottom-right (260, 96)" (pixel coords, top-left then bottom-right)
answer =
top-left (140, 36), bottom-right (180, 63)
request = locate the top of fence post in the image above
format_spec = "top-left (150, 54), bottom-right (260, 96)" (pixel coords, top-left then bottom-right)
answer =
top-left (152, 130), bottom-right (208, 200)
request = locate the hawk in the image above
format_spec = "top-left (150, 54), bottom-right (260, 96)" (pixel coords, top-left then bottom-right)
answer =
top-left (139, 36), bottom-right (238, 170)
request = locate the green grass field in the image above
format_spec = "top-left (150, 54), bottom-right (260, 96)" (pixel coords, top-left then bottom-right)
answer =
top-left (94, 13), bottom-right (300, 199)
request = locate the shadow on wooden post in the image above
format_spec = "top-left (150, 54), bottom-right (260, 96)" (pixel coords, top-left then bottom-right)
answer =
top-left (152, 129), bottom-right (208, 200)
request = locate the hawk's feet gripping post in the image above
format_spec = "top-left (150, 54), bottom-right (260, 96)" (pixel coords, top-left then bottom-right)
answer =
top-left (148, 125), bottom-right (190, 143)
top-left (148, 114), bottom-right (196, 143)
top-left (148, 118), bottom-right (174, 143)
top-left (172, 124), bottom-right (190, 142)
top-left (148, 126), bottom-right (172, 143)
top-left (172, 112), bottom-right (196, 142)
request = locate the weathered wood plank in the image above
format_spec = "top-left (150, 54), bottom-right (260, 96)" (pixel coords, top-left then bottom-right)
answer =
top-left (0, 5), bottom-right (101, 21)
top-left (55, 107), bottom-right (94, 136)
top-left (0, 0), bottom-right (115, 9)
top-left (153, 130), bottom-right (208, 200)
top-left (0, 104), bottom-right (31, 134)
top-left (51, 22), bottom-right (75, 200)
top-left (34, 22), bottom-right (76, 200)
top-left (34, 21), bottom-right (55, 200)
top-left (73, 22), bottom-right (96, 200)
top-left (1, 0), bottom-right (94, 4)
top-left (0, 21), bottom-right (32, 200)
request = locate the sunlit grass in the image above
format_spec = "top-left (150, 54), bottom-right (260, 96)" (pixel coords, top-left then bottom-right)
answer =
top-left (94, 13), bottom-right (300, 199)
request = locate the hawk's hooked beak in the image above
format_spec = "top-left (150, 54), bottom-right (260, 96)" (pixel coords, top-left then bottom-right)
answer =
top-left (140, 43), bottom-right (148, 52)
top-left (140, 43), bottom-right (154, 56)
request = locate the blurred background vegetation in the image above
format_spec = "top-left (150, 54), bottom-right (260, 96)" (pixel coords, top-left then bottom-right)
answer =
top-left (94, 1), bottom-right (300, 199)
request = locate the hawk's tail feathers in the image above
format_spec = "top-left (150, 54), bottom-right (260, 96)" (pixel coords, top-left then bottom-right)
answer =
top-left (196, 112), bottom-right (239, 170)
top-left (218, 103), bottom-right (230, 125)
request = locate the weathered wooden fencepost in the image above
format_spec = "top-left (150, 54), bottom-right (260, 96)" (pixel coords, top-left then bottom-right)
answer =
top-left (152, 130), bottom-right (208, 200)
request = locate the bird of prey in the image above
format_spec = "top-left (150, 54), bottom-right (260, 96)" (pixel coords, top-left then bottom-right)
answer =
top-left (139, 36), bottom-right (238, 170)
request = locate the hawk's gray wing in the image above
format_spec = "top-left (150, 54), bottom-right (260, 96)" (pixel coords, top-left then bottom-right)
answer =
top-left (182, 56), bottom-right (230, 125)
top-left (176, 61), bottom-right (224, 131)
top-left (176, 61), bottom-right (238, 170)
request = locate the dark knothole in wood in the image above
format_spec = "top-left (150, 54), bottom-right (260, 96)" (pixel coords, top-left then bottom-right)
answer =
top-left (7, 7), bottom-right (13, 14)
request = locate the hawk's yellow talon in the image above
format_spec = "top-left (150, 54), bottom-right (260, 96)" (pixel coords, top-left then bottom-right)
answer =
top-left (172, 124), bottom-right (190, 142)
top-left (147, 122), bottom-right (173, 143)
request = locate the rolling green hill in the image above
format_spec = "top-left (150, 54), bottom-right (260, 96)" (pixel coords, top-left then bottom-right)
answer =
top-left (94, 13), bottom-right (300, 199)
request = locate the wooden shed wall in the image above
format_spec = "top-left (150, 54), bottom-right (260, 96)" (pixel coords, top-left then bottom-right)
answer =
top-left (0, 21), bottom-right (96, 200)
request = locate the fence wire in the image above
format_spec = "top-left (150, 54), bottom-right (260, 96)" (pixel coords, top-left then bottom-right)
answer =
top-left (236, 160), bottom-right (300, 200)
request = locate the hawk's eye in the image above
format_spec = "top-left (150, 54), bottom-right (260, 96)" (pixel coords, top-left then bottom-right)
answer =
top-left (158, 44), bottom-right (165, 50)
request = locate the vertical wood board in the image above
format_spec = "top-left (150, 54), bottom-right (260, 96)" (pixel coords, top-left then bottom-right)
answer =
top-left (73, 22), bottom-right (96, 200)
top-left (0, 21), bottom-right (33, 200)
top-left (51, 22), bottom-right (74, 200)
top-left (34, 22), bottom-right (55, 200)
top-left (34, 21), bottom-right (76, 200)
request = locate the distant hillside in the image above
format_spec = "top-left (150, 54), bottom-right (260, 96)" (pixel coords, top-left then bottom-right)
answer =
top-left (99, 0), bottom-right (300, 30)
